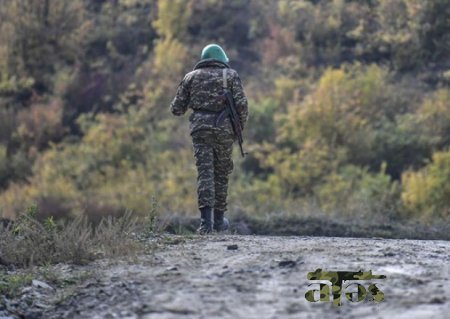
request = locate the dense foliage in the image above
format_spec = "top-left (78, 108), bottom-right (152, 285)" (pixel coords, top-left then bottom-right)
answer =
top-left (0, 0), bottom-right (449, 224)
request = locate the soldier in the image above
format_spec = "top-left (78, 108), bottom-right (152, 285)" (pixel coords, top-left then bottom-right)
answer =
top-left (170, 44), bottom-right (248, 234)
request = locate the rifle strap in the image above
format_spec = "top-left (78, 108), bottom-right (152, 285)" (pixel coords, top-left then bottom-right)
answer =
top-left (222, 68), bottom-right (227, 90)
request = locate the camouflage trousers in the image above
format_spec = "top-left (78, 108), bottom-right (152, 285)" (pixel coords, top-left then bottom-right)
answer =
top-left (192, 129), bottom-right (234, 212)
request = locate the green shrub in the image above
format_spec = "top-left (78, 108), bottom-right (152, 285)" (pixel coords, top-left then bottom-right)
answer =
top-left (315, 164), bottom-right (401, 219)
top-left (416, 89), bottom-right (450, 149)
top-left (402, 150), bottom-right (450, 221)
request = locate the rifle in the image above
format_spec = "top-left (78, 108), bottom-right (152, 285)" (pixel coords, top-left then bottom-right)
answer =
top-left (216, 69), bottom-right (247, 157)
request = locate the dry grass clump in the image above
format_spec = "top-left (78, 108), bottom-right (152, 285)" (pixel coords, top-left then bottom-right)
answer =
top-left (0, 206), bottom-right (152, 267)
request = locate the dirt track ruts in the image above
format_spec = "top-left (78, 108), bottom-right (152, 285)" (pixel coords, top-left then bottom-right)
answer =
top-left (44, 235), bottom-right (449, 319)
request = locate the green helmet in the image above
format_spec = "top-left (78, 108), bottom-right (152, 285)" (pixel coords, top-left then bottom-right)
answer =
top-left (200, 44), bottom-right (229, 63)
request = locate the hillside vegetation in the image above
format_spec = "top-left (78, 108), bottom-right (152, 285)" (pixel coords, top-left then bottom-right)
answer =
top-left (0, 0), bottom-right (449, 226)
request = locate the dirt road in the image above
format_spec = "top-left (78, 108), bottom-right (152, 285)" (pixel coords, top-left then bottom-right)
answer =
top-left (5, 235), bottom-right (450, 319)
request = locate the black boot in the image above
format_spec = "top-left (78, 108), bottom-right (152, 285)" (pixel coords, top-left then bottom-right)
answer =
top-left (213, 210), bottom-right (229, 232)
top-left (197, 207), bottom-right (213, 234)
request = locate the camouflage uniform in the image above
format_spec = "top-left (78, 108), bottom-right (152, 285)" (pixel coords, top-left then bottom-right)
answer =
top-left (170, 59), bottom-right (248, 213)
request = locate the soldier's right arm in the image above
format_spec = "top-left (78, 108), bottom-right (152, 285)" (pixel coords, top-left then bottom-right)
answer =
top-left (170, 74), bottom-right (191, 116)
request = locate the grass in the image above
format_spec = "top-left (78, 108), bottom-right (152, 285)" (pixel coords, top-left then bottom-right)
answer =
top-left (0, 273), bottom-right (33, 298)
top-left (0, 268), bottom-right (92, 299)
top-left (0, 265), bottom-right (94, 317)
top-left (0, 202), bottom-right (160, 316)
top-left (0, 205), bottom-right (159, 268)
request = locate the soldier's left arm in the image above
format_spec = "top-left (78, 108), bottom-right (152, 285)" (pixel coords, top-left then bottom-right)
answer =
top-left (170, 74), bottom-right (191, 116)
top-left (231, 72), bottom-right (248, 129)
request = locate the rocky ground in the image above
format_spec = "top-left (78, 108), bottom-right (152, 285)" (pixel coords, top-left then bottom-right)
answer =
top-left (1, 235), bottom-right (449, 319)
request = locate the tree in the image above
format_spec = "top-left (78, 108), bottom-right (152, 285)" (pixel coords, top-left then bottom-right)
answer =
top-left (402, 151), bottom-right (450, 221)
top-left (0, 0), bottom-right (84, 93)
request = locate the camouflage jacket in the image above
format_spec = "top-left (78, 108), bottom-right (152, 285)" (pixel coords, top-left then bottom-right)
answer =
top-left (170, 59), bottom-right (248, 135)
